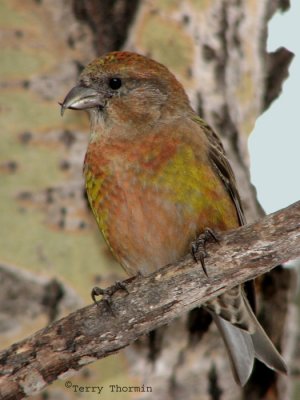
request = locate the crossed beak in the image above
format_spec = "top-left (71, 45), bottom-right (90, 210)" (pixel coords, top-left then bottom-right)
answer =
top-left (60, 85), bottom-right (104, 116)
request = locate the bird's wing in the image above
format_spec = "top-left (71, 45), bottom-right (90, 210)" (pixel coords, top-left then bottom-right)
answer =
top-left (195, 116), bottom-right (246, 226)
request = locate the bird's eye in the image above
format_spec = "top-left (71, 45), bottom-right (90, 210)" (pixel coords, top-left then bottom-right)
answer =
top-left (109, 77), bottom-right (122, 90)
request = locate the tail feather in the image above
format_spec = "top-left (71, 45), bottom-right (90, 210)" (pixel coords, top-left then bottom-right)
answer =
top-left (208, 292), bottom-right (287, 386)
top-left (244, 298), bottom-right (288, 374)
top-left (211, 313), bottom-right (254, 386)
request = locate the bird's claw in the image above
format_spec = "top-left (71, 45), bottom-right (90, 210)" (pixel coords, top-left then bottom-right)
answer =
top-left (91, 281), bottom-right (129, 316)
top-left (191, 228), bottom-right (219, 276)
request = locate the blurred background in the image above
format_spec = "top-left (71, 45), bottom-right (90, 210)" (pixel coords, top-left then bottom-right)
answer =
top-left (249, 0), bottom-right (300, 213)
top-left (0, 1), bottom-right (298, 399)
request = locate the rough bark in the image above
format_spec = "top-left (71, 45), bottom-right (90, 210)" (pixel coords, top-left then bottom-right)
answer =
top-left (0, 1), bottom-right (296, 399)
top-left (0, 201), bottom-right (299, 400)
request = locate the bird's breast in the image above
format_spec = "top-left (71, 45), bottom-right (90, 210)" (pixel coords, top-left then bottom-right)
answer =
top-left (84, 135), bottom-right (238, 276)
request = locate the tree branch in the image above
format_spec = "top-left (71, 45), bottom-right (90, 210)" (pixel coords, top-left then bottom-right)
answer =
top-left (1, 201), bottom-right (299, 399)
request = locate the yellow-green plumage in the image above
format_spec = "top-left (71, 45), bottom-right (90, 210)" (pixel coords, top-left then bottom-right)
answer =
top-left (83, 123), bottom-right (239, 276)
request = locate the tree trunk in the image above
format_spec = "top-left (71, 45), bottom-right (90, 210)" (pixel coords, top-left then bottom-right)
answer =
top-left (0, 0), bottom-right (295, 399)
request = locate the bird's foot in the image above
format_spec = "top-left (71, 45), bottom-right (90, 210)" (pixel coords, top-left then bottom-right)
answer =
top-left (91, 281), bottom-right (129, 315)
top-left (191, 228), bottom-right (219, 276)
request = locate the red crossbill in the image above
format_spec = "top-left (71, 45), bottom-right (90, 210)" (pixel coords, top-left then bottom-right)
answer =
top-left (61, 51), bottom-right (287, 385)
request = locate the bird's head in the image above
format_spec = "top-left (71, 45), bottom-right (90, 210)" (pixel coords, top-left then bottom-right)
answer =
top-left (61, 52), bottom-right (190, 134)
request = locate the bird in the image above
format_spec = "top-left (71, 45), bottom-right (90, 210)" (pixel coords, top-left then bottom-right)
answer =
top-left (61, 51), bottom-right (287, 385)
